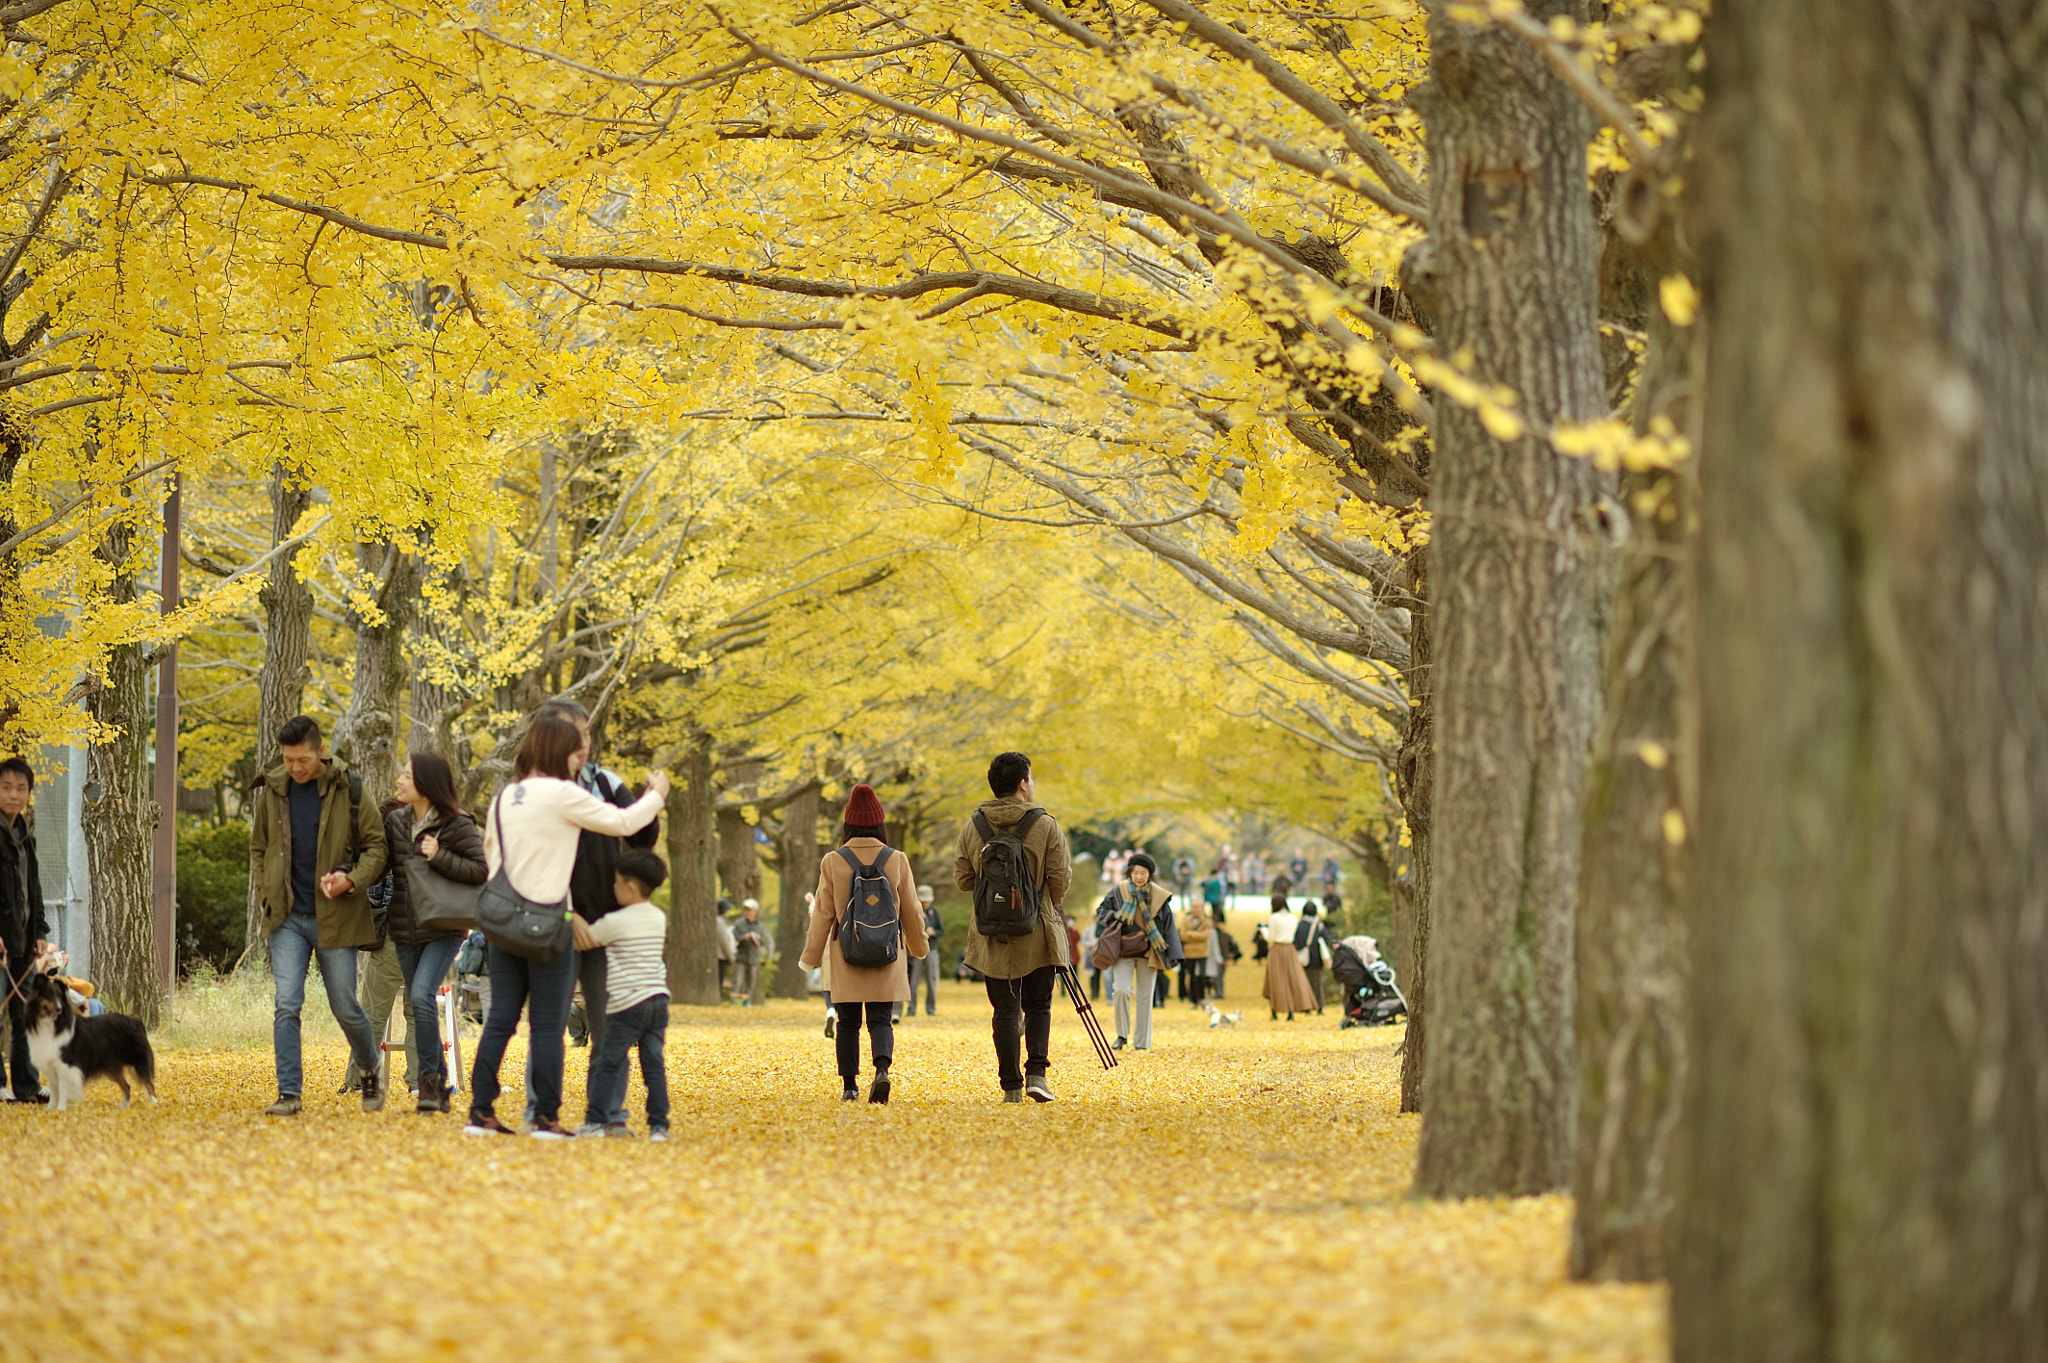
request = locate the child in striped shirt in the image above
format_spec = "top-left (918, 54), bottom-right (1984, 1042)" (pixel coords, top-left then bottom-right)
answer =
top-left (579, 849), bottom-right (672, 1140)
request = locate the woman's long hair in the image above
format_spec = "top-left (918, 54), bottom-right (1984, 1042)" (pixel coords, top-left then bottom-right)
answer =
top-left (514, 712), bottom-right (583, 781)
top-left (408, 751), bottom-right (464, 824)
top-left (840, 821), bottom-right (889, 845)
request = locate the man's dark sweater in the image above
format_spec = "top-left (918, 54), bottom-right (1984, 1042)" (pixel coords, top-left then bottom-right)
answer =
top-left (287, 778), bottom-right (321, 914)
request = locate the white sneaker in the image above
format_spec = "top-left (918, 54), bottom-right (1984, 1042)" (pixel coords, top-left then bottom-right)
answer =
top-left (1025, 1075), bottom-right (1056, 1103)
top-left (573, 1122), bottom-right (608, 1139)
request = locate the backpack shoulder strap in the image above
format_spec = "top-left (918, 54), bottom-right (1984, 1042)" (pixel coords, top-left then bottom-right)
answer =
top-left (971, 811), bottom-right (996, 845)
top-left (859, 845), bottom-right (892, 876)
top-left (1013, 807), bottom-right (1045, 839)
top-left (837, 846), bottom-right (864, 876)
top-left (345, 770), bottom-right (364, 853)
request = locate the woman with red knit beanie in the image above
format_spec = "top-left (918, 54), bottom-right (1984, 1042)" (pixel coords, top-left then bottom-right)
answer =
top-left (799, 784), bottom-right (930, 1102)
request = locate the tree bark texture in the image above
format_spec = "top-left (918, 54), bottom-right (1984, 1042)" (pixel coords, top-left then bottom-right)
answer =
top-left (770, 783), bottom-right (820, 999)
top-left (1571, 316), bottom-right (1696, 1282)
top-left (82, 527), bottom-right (164, 1024)
top-left (331, 541), bottom-right (424, 801)
top-left (662, 737), bottom-right (721, 1006)
top-left (243, 465), bottom-right (312, 964)
top-left (406, 580), bottom-right (467, 774)
top-left (1410, 3), bottom-right (1612, 1197)
top-left (1394, 552), bottom-right (1434, 1115)
top-left (1675, 3), bottom-right (2048, 1359)
top-left (716, 807), bottom-right (761, 904)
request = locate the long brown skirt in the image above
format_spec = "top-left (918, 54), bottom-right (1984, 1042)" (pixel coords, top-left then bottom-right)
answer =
top-left (1262, 942), bottom-right (1317, 1014)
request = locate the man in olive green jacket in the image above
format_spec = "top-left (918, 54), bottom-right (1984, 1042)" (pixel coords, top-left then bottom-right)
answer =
top-left (954, 750), bottom-right (1072, 1103)
top-left (247, 716), bottom-right (388, 1116)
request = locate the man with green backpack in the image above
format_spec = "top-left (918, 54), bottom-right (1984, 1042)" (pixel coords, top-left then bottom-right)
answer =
top-left (953, 751), bottom-right (1072, 1103)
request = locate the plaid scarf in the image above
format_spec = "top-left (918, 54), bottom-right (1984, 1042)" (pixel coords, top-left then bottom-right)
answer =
top-left (1116, 881), bottom-right (1170, 959)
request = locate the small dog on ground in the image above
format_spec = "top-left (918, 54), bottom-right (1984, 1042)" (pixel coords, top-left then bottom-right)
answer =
top-left (1205, 1004), bottom-right (1244, 1028)
top-left (22, 971), bottom-right (156, 1111)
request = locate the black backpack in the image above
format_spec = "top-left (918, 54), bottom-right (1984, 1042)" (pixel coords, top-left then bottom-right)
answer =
top-left (837, 846), bottom-right (901, 969)
top-left (971, 808), bottom-right (1045, 942)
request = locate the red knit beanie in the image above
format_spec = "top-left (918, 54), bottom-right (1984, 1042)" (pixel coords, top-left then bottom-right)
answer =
top-left (843, 784), bottom-right (886, 827)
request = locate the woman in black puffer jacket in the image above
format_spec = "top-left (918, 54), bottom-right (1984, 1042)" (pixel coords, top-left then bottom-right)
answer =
top-left (382, 751), bottom-right (487, 1114)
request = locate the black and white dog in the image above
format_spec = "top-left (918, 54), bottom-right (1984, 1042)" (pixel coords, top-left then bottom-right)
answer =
top-left (22, 972), bottom-right (157, 1111)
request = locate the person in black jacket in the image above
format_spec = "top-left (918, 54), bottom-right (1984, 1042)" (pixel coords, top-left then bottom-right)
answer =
top-left (382, 752), bottom-right (488, 1113)
top-left (524, 700), bottom-right (659, 1124)
top-left (1295, 901), bottom-right (1334, 1015)
top-left (0, 757), bottom-right (49, 1102)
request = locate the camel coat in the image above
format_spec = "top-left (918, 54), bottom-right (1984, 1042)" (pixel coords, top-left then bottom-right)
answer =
top-left (953, 797), bottom-right (1073, 979)
top-left (800, 839), bottom-right (930, 1004)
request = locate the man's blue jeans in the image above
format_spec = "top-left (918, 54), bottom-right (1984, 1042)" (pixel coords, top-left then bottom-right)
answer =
top-left (270, 908), bottom-right (380, 1097)
top-left (394, 936), bottom-right (463, 1086)
top-left (584, 996), bottom-right (670, 1130)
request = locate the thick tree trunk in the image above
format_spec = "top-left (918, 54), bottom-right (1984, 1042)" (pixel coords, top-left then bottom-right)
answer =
top-left (1394, 551), bottom-right (1434, 1114)
top-left (1411, 1), bottom-right (1611, 1197)
top-left (1674, 4), bottom-right (2048, 1359)
top-left (243, 465), bottom-right (312, 963)
top-left (662, 737), bottom-right (721, 1005)
top-left (770, 782), bottom-right (820, 999)
top-left (716, 809), bottom-right (761, 904)
top-left (331, 541), bottom-right (424, 800)
top-left (82, 528), bottom-right (163, 1024)
top-left (1570, 365), bottom-right (1693, 1278)
top-left (406, 580), bottom-right (466, 772)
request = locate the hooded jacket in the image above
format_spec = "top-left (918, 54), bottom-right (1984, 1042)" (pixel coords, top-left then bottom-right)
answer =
top-left (953, 796), bottom-right (1071, 980)
top-left (249, 758), bottom-right (388, 949)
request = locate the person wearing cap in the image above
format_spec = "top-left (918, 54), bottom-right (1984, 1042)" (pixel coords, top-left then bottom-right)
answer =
top-left (904, 885), bottom-right (943, 1018)
top-left (953, 751), bottom-right (1073, 1102)
top-left (733, 897), bottom-right (770, 1007)
top-left (800, 785), bottom-right (929, 1103)
top-left (1093, 851), bottom-right (1182, 1051)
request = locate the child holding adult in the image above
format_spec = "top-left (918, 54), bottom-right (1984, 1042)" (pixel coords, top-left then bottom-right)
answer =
top-left (465, 713), bottom-right (668, 1138)
top-left (799, 785), bottom-right (928, 1103)
top-left (578, 848), bottom-right (672, 1140)
top-left (382, 751), bottom-right (488, 1113)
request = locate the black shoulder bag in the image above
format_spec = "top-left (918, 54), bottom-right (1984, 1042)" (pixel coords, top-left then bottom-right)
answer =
top-left (473, 790), bottom-right (573, 962)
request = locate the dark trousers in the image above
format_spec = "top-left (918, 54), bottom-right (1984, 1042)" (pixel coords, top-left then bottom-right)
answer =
top-left (3, 960), bottom-right (37, 1098)
top-left (576, 945), bottom-right (609, 1056)
top-left (986, 966), bottom-right (1055, 1092)
top-left (1185, 968), bottom-right (1209, 1007)
top-left (471, 943), bottom-right (576, 1123)
top-left (586, 995), bottom-right (670, 1129)
top-left (533, 945), bottom-right (605, 1119)
top-left (835, 1001), bottom-right (894, 1083)
top-left (1153, 969), bottom-right (1170, 1007)
top-left (1305, 965), bottom-right (1325, 1011)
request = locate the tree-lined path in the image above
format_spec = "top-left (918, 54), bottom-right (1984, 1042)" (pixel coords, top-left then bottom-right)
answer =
top-left (0, 993), bottom-right (1662, 1362)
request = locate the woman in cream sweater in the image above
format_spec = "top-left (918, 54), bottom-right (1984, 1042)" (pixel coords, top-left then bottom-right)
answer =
top-left (464, 713), bottom-right (668, 1138)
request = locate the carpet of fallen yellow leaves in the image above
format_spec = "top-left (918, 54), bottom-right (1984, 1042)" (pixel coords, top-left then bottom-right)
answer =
top-left (0, 983), bottom-right (1665, 1362)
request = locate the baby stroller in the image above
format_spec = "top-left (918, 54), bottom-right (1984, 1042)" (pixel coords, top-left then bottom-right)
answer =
top-left (1333, 935), bottom-right (1408, 1027)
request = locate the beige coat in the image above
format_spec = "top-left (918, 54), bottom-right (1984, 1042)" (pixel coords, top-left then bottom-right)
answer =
top-left (800, 839), bottom-right (929, 1004)
top-left (953, 797), bottom-right (1072, 980)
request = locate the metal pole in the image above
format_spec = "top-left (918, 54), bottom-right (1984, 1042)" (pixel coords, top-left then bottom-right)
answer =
top-left (151, 474), bottom-right (180, 995)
